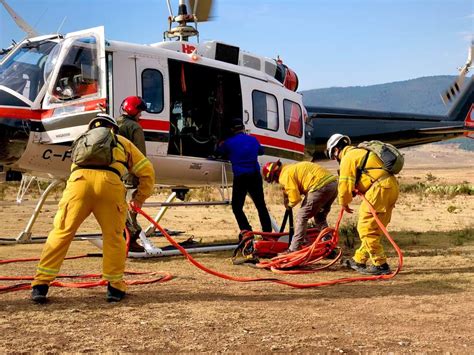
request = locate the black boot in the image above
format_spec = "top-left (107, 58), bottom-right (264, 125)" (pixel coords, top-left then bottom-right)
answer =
top-left (361, 263), bottom-right (391, 275)
top-left (106, 283), bottom-right (126, 302)
top-left (344, 258), bottom-right (366, 273)
top-left (31, 284), bottom-right (49, 304)
top-left (128, 233), bottom-right (145, 253)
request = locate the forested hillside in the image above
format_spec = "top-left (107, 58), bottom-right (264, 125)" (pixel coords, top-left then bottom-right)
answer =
top-left (301, 76), bottom-right (456, 115)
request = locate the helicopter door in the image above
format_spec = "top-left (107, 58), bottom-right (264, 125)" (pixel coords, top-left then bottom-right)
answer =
top-left (135, 56), bottom-right (169, 157)
top-left (38, 26), bottom-right (106, 144)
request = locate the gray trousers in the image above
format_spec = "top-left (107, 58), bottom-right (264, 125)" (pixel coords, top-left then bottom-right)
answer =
top-left (289, 181), bottom-right (338, 251)
top-left (125, 187), bottom-right (142, 237)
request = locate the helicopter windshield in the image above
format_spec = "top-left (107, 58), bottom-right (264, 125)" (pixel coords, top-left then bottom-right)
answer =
top-left (0, 40), bottom-right (58, 102)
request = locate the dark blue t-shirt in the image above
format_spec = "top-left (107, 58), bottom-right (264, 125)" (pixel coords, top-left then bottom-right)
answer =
top-left (217, 132), bottom-right (264, 176)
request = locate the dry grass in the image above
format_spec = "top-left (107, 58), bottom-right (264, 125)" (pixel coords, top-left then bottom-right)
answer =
top-left (0, 144), bottom-right (473, 352)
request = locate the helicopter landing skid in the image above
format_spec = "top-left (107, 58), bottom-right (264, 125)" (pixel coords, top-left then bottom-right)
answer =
top-left (87, 230), bottom-right (239, 258)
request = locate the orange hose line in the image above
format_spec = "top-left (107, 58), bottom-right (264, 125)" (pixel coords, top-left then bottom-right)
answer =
top-left (0, 247), bottom-right (173, 294)
top-left (0, 254), bottom-right (88, 265)
top-left (255, 227), bottom-right (339, 272)
top-left (135, 201), bottom-right (404, 289)
top-left (1, 194), bottom-right (403, 293)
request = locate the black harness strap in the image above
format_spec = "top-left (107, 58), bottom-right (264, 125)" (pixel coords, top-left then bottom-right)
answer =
top-left (355, 150), bottom-right (370, 186)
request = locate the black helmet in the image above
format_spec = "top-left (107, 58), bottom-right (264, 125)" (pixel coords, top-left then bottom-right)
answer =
top-left (230, 118), bottom-right (244, 131)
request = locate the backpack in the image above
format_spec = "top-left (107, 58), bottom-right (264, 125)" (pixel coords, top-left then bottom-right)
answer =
top-left (71, 127), bottom-right (117, 167)
top-left (356, 140), bottom-right (404, 182)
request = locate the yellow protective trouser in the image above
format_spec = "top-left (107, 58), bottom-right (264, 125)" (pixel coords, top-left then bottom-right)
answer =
top-left (32, 169), bottom-right (128, 292)
top-left (354, 175), bottom-right (399, 266)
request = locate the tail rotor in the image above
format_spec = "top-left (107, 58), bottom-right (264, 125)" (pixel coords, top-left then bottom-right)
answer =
top-left (441, 42), bottom-right (473, 105)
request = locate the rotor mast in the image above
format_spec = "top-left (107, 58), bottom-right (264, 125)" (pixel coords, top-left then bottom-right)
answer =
top-left (164, 0), bottom-right (199, 42)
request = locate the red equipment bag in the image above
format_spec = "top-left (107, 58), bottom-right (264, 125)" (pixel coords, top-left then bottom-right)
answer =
top-left (232, 209), bottom-right (334, 262)
top-left (253, 208), bottom-right (294, 257)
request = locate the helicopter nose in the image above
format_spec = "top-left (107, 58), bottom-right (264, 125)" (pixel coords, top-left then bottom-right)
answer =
top-left (0, 117), bottom-right (30, 165)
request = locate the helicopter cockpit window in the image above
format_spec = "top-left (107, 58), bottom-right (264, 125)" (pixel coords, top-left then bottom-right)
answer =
top-left (141, 69), bottom-right (164, 113)
top-left (283, 99), bottom-right (303, 138)
top-left (0, 40), bottom-right (57, 102)
top-left (51, 37), bottom-right (99, 101)
top-left (252, 90), bottom-right (278, 131)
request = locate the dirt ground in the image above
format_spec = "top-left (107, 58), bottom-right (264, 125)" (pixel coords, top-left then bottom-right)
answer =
top-left (0, 144), bottom-right (473, 353)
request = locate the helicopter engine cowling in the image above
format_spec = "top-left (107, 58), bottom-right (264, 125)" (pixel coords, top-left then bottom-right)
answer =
top-left (274, 61), bottom-right (299, 92)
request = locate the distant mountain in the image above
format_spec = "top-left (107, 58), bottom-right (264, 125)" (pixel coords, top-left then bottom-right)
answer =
top-left (301, 75), bottom-right (456, 115)
top-left (301, 75), bottom-right (474, 151)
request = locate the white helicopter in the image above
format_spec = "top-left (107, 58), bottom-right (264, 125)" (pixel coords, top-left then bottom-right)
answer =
top-left (0, 0), bottom-right (303, 183)
top-left (0, 0), bottom-right (306, 254)
top-left (0, 0), bottom-right (472, 255)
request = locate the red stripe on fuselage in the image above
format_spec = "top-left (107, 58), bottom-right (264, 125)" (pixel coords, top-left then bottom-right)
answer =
top-left (0, 107), bottom-right (52, 120)
top-left (0, 98), bottom-right (106, 121)
top-left (466, 104), bottom-right (474, 128)
top-left (139, 118), bottom-right (170, 132)
top-left (251, 134), bottom-right (304, 153)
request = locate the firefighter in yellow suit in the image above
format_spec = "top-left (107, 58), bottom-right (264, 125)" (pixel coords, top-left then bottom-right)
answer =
top-left (326, 134), bottom-right (399, 275)
top-left (31, 114), bottom-right (155, 303)
top-left (262, 161), bottom-right (338, 253)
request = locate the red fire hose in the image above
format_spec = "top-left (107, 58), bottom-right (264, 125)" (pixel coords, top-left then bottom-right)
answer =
top-left (1, 194), bottom-right (403, 293)
top-left (255, 192), bottom-right (403, 275)
top-left (134, 194), bottom-right (403, 288)
top-left (0, 229), bottom-right (172, 294)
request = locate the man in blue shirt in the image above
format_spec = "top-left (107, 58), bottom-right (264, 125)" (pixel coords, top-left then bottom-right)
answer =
top-left (217, 118), bottom-right (272, 237)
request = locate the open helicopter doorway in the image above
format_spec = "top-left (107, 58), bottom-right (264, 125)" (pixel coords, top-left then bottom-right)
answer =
top-left (167, 59), bottom-right (242, 158)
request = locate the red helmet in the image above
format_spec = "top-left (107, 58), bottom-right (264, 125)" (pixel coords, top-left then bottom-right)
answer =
top-left (262, 160), bottom-right (282, 183)
top-left (121, 96), bottom-right (147, 117)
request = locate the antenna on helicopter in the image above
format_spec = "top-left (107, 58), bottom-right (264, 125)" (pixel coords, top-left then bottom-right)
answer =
top-left (441, 41), bottom-right (474, 105)
top-left (164, 0), bottom-right (213, 42)
top-left (56, 16), bottom-right (68, 35)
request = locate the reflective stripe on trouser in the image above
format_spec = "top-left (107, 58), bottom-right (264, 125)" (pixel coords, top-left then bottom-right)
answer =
top-left (354, 176), bottom-right (399, 266)
top-left (32, 169), bottom-right (128, 292)
top-left (289, 181), bottom-right (338, 251)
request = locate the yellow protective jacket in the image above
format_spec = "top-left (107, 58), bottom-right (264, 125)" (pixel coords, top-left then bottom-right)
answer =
top-left (278, 161), bottom-right (337, 208)
top-left (71, 134), bottom-right (155, 204)
top-left (338, 146), bottom-right (391, 206)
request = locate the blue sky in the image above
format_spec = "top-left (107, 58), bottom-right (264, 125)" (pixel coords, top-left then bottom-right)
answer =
top-left (1, 0), bottom-right (472, 90)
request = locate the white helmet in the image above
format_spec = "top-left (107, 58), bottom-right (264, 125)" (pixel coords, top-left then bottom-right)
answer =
top-left (326, 133), bottom-right (351, 160)
top-left (88, 113), bottom-right (119, 131)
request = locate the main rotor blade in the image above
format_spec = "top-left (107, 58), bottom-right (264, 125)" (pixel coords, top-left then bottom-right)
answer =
top-left (0, 0), bottom-right (39, 38)
top-left (188, 0), bottom-right (214, 22)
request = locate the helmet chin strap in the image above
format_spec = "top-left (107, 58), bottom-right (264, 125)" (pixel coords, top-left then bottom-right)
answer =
top-left (335, 148), bottom-right (343, 163)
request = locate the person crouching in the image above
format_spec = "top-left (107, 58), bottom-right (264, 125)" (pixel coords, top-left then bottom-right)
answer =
top-left (262, 160), bottom-right (338, 253)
